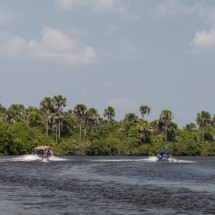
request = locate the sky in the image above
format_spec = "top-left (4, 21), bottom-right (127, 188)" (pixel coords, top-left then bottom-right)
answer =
top-left (0, 0), bottom-right (215, 128)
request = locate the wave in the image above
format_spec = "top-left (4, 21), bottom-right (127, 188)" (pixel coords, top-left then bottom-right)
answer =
top-left (168, 157), bottom-right (195, 163)
top-left (10, 155), bottom-right (39, 162)
top-left (92, 156), bottom-right (158, 163)
top-left (48, 156), bottom-right (68, 161)
top-left (0, 155), bottom-right (68, 162)
top-left (92, 156), bottom-right (195, 163)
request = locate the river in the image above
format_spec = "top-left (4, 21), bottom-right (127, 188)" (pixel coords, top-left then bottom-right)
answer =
top-left (0, 155), bottom-right (214, 215)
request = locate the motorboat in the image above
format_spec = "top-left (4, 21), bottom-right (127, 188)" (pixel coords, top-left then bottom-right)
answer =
top-left (157, 148), bottom-right (171, 160)
top-left (33, 145), bottom-right (53, 160)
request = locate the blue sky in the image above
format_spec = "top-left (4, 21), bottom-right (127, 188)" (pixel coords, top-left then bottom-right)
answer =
top-left (0, 0), bottom-right (215, 127)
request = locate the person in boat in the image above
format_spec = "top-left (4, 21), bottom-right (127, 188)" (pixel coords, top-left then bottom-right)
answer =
top-left (33, 146), bottom-right (53, 159)
top-left (159, 152), bottom-right (164, 159)
top-left (157, 148), bottom-right (170, 159)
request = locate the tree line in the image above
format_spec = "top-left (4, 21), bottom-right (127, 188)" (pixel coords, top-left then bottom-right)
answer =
top-left (0, 95), bottom-right (215, 156)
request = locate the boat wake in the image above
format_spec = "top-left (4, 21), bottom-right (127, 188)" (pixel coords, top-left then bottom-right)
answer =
top-left (0, 155), bottom-right (68, 162)
top-left (143, 156), bottom-right (195, 163)
top-left (48, 156), bottom-right (68, 161)
top-left (142, 156), bottom-right (158, 162)
top-left (144, 156), bottom-right (195, 163)
top-left (93, 156), bottom-right (195, 163)
top-left (93, 156), bottom-right (158, 163)
top-left (10, 155), bottom-right (40, 162)
top-left (168, 158), bottom-right (195, 163)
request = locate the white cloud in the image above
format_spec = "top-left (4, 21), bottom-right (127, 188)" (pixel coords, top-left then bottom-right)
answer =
top-left (57, 0), bottom-right (123, 12)
top-left (0, 32), bottom-right (28, 55)
top-left (191, 29), bottom-right (215, 54)
top-left (57, 0), bottom-right (133, 18)
top-left (40, 27), bottom-right (77, 51)
top-left (151, 0), bottom-right (205, 18)
top-left (0, 27), bottom-right (97, 64)
top-left (151, 1), bottom-right (215, 55)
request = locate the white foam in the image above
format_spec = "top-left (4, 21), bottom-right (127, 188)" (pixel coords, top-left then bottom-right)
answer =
top-left (41, 158), bottom-right (49, 162)
top-left (168, 157), bottom-right (195, 163)
top-left (48, 156), bottom-right (68, 161)
top-left (4, 155), bottom-right (67, 162)
top-left (10, 154), bottom-right (40, 161)
top-left (92, 156), bottom-right (158, 163)
top-left (92, 156), bottom-right (195, 164)
top-left (142, 156), bottom-right (159, 162)
top-left (93, 159), bottom-right (135, 162)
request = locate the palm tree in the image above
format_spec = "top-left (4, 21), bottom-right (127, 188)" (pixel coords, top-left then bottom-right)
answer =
top-left (185, 123), bottom-right (197, 131)
top-left (53, 112), bottom-right (64, 143)
top-left (26, 106), bottom-right (42, 127)
top-left (124, 113), bottom-right (139, 123)
top-left (40, 97), bottom-right (53, 137)
top-left (5, 109), bottom-right (15, 124)
top-left (52, 95), bottom-right (67, 140)
top-left (0, 104), bottom-right (6, 113)
top-left (73, 104), bottom-right (87, 140)
top-left (103, 106), bottom-right (115, 124)
top-left (85, 108), bottom-right (100, 134)
top-left (139, 105), bottom-right (150, 120)
top-left (158, 109), bottom-right (173, 142)
top-left (211, 114), bottom-right (215, 126)
top-left (196, 111), bottom-right (212, 142)
top-left (6, 104), bottom-right (26, 123)
top-left (137, 122), bottom-right (153, 142)
top-left (52, 95), bottom-right (67, 112)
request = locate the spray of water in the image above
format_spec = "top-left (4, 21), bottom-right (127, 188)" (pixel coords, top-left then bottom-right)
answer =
top-left (93, 156), bottom-right (159, 163)
top-left (142, 156), bottom-right (159, 162)
top-left (0, 155), bottom-right (68, 162)
top-left (168, 157), bottom-right (195, 163)
top-left (11, 155), bottom-right (40, 162)
top-left (93, 156), bottom-right (195, 163)
top-left (49, 156), bottom-right (68, 161)
top-left (0, 155), bottom-right (194, 163)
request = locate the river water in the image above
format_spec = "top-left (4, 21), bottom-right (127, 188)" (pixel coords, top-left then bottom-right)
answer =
top-left (0, 155), bottom-right (214, 215)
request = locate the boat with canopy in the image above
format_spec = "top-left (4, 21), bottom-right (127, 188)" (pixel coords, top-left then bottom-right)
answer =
top-left (32, 146), bottom-right (53, 160)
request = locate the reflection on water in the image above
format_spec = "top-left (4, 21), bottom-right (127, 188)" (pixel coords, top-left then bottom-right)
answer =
top-left (0, 156), bottom-right (214, 215)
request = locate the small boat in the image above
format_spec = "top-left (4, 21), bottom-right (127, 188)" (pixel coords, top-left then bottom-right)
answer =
top-left (157, 148), bottom-right (171, 160)
top-left (33, 145), bottom-right (53, 160)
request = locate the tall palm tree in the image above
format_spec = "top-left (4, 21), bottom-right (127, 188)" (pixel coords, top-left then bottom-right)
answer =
top-left (52, 112), bottom-right (64, 143)
top-left (51, 95), bottom-right (67, 140)
top-left (103, 106), bottom-right (115, 124)
top-left (158, 109), bottom-right (173, 142)
top-left (73, 104), bottom-right (87, 140)
top-left (52, 95), bottom-right (67, 112)
top-left (196, 111), bottom-right (212, 142)
top-left (139, 105), bottom-right (150, 120)
top-left (85, 108), bottom-right (99, 134)
top-left (40, 97), bottom-right (53, 137)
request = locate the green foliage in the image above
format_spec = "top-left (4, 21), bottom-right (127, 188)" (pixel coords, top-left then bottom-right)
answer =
top-left (0, 122), bottom-right (13, 155)
top-left (0, 98), bottom-right (215, 156)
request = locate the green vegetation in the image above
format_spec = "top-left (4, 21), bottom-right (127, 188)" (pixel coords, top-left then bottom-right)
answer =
top-left (0, 96), bottom-right (215, 156)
